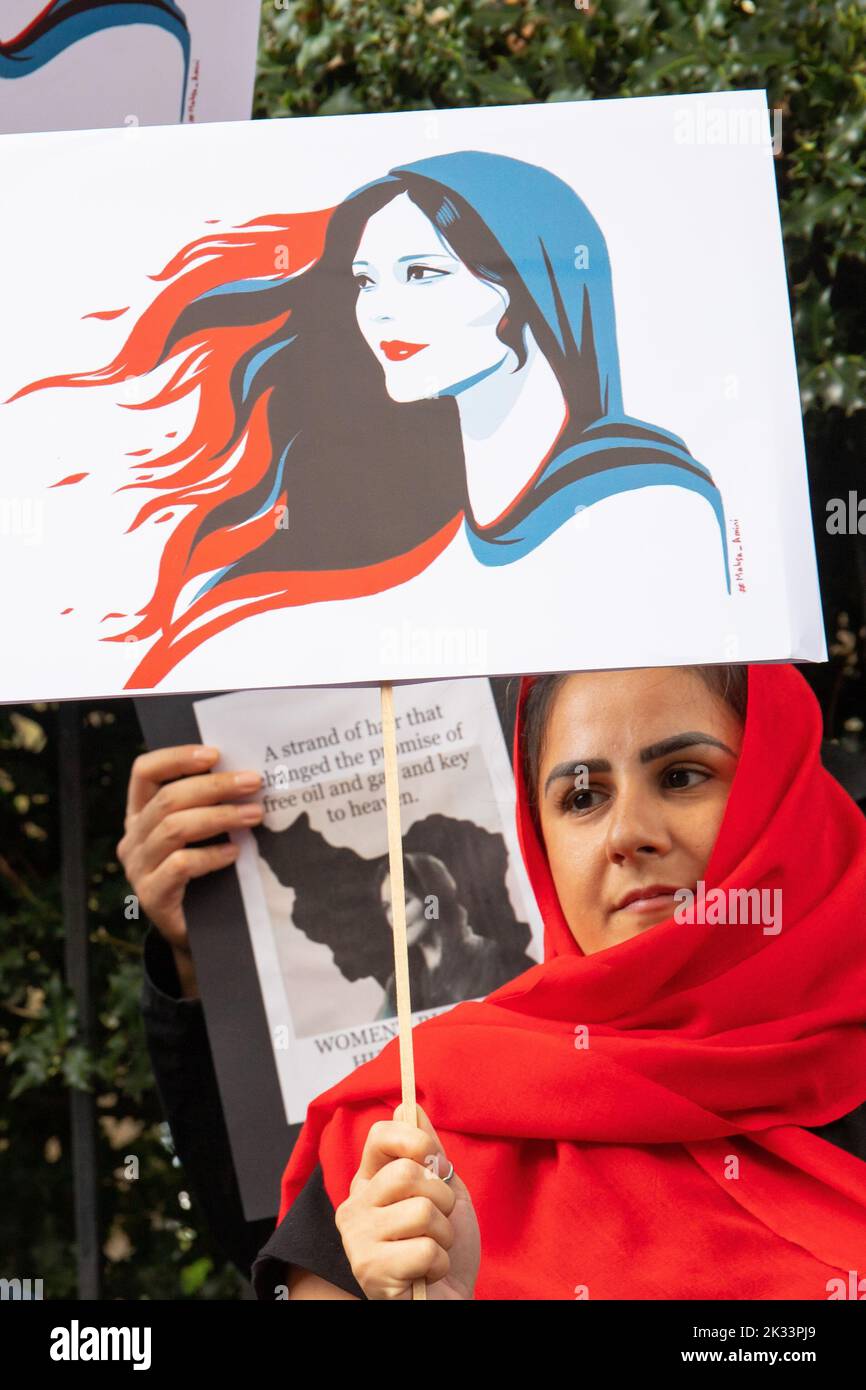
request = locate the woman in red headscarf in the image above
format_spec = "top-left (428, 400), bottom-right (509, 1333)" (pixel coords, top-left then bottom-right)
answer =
top-left (253, 663), bottom-right (866, 1301)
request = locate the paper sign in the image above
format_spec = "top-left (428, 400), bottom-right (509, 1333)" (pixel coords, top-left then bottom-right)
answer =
top-left (192, 678), bottom-right (542, 1125)
top-left (0, 0), bottom-right (261, 132)
top-left (0, 91), bottom-right (825, 702)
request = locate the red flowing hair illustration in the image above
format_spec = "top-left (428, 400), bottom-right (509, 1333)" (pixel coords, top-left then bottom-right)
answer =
top-left (10, 192), bottom-right (469, 688)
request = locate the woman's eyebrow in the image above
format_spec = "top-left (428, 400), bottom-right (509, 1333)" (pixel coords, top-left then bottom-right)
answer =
top-left (543, 733), bottom-right (736, 796)
top-left (544, 757), bottom-right (611, 795)
top-left (396, 252), bottom-right (456, 263)
top-left (639, 732), bottom-right (737, 762)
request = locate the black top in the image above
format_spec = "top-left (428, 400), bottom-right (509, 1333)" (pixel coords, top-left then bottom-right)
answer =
top-left (140, 927), bottom-right (277, 1282)
top-left (252, 1162), bottom-right (365, 1300)
top-left (140, 924), bottom-right (364, 1297)
top-left (141, 923), bottom-right (866, 1302)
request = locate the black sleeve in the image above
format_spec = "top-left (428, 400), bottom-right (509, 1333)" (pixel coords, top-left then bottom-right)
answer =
top-left (140, 923), bottom-right (275, 1281)
top-left (252, 1163), bottom-right (367, 1300)
top-left (805, 1100), bottom-right (866, 1163)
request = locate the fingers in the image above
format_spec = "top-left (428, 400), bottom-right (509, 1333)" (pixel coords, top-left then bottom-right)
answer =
top-left (352, 1107), bottom-right (456, 1223)
top-left (396, 1101), bottom-right (452, 1183)
top-left (123, 750), bottom-right (262, 834)
top-left (148, 843), bottom-right (241, 893)
top-left (136, 844), bottom-right (240, 948)
top-left (124, 745), bottom-right (221, 820)
top-left (115, 744), bottom-right (265, 943)
top-left (359, 1236), bottom-right (451, 1295)
top-left (336, 1180), bottom-right (453, 1297)
top-left (364, 1154), bottom-right (456, 1218)
top-left (118, 750), bottom-right (262, 856)
top-left (355, 1112), bottom-right (453, 1194)
top-left (130, 799), bottom-right (263, 879)
top-left (374, 1193), bottom-right (455, 1251)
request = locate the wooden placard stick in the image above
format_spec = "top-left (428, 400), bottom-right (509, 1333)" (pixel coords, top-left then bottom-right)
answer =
top-left (379, 680), bottom-right (426, 1302)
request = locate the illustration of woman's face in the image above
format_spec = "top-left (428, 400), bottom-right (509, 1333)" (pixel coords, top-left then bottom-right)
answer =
top-left (537, 668), bottom-right (744, 956)
top-left (380, 872), bottom-right (429, 946)
top-left (352, 191), bottom-right (511, 403)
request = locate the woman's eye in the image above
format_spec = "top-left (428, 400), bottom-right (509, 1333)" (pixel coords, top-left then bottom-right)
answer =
top-left (560, 788), bottom-right (605, 815)
top-left (663, 767), bottom-right (709, 790)
top-left (406, 264), bottom-right (448, 282)
top-left (353, 272), bottom-right (374, 289)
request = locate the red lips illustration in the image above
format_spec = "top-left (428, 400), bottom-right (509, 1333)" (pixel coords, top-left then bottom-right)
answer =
top-left (380, 340), bottom-right (428, 361)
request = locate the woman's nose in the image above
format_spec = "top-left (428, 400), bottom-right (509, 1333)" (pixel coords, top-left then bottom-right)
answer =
top-left (604, 790), bottom-right (672, 864)
top-left (358, 285), bottom-right (395, 323)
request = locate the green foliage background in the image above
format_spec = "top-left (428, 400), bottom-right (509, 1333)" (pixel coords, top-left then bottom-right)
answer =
top-left (1, 0), bottom-right (864, 1298)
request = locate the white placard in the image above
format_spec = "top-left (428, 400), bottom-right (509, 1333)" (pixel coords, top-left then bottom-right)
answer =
top-left (0, 92), bottom-right (825, 702)
top-left (0, 0), bottom-right (261, 133)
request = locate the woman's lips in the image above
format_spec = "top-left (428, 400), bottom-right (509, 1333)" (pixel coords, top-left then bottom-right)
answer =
top-left (380, 339), bottom-right (428, 362)
top-left (614, 892), bottom-right (679, 915)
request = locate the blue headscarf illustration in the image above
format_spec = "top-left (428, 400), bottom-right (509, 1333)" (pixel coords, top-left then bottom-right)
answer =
top-left (13, 147), bottom-right (731, 688)
top-left (371, 151), bottom-right (730, 583)
top-left (1, 1), bottom-right (190, 120)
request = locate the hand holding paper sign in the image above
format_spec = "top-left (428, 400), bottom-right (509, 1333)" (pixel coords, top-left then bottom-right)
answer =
top-left (116, 743), bottom-right (263, 997)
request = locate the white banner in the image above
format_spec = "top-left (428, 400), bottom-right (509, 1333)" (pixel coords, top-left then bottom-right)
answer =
top-left (0, 0), bottom-right (261, 132)
top-left (0, 92), bottom-right (825, 701)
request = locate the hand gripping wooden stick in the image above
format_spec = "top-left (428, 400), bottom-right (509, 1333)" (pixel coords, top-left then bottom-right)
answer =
top-left (379, 681), bottom-right (427, 1301)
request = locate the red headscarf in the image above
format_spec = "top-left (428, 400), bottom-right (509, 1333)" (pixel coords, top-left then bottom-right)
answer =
top-left (274, 664), bottom-right (866, 1298)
